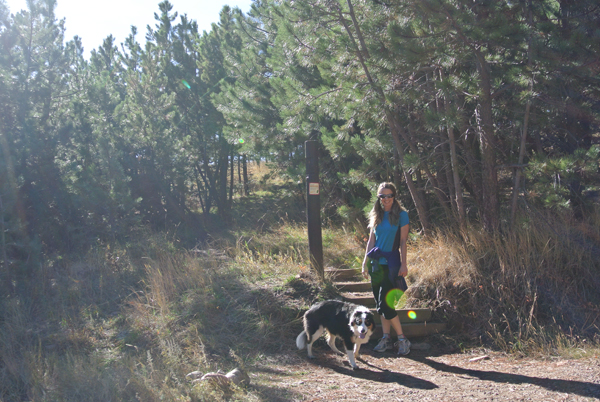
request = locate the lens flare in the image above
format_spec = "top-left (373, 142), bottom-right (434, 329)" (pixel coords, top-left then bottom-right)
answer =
top-left (385, 289), bottom-right (404, 310)
top-left (238, 138), bottom-right (245, 144)
top-left (182, 79), bottom-right (191, 89)
top-left (408, 310), bottom-right (417, 320)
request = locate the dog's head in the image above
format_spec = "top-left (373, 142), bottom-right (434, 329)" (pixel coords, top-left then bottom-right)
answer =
top-left (350, 307), bottom-right (376, 340)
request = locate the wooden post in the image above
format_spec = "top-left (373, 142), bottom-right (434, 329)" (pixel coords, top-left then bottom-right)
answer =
top-left (305, 141), bottom-right (324, 280)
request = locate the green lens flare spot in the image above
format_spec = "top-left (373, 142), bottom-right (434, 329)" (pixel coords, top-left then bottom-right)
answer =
top-left (385, 289), bottom-right (404, 309)
top-left (182, 80), bottom-right (191, 89)
top-left (408, 310), bottom-right (417, 320)
top-left (238, 138), bottom-right (245, 144)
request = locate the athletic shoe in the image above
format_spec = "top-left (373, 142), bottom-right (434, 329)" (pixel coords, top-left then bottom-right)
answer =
top-left (373, 336), bottom-right (393, 352)
top-left (395, 337), bottom-right (411, 355)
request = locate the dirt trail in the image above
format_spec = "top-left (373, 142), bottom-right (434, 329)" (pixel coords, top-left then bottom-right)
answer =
top-left (250, 344), bottom-right (600, 401)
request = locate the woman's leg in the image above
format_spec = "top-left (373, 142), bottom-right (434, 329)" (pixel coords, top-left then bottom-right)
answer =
top-left (372, 266), bottom-right (403, 352)
top-left (389, 315), bottom-right (404, 337)
top-left (371, 266), bottom-right (398, 319)
top-left (378, 266), bottom-right (398, 321)
top-left (381, 316), bottom-right (391, 334)
top-left (380, 306), bottom-right (404, 337)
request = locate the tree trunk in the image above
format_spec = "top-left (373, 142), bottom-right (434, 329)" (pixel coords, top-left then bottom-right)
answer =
top-left (460, 115), bottom-right (483, 211)
top-left (439, 69), bottom-right (466, 228)
top-left (393, 147), bottom-right (402, 189)
top-left (442, 140), bottom-right (455, 213)
top-left (510, 100), bottom-right (531, 227)
top-left (218, 144), bottom-right (230, 219)
top-left (194, 162), bottom-right (213, 217)
top-left (475, 49), bottom-right (499, 231)
top-left (237, 154), bottom-right (242, 195)
top-left (428, 72), bottom-right (451, 211)
top-left (510, 3), bottom-right (534, 228)
top-left (0, 195), bottom-right (8, 281)
top-left (406, 111), bottom-right (452, 219)
top-left (415, 169), bottom-right (428, 216)
top-left (447, 125), bottom-right (466, 228)
top-left (444, 7), bottom-right (499, 230)
top-left (385, 109), bottom-right (431, 234)
top-left (229, 152), bottom-right (235, 208)
top-left (242, 155), bottom-right (249, 196)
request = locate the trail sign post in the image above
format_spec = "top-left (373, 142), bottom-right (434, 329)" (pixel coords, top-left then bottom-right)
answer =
top-left (305, 140), bottom-right (324, 280)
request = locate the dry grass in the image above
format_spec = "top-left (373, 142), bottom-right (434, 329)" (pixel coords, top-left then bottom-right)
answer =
top-left (407, 210), bottom-right (600, 356)
top-left (1, 192), bottom-right (599, 400)
top-left (0, 220), bottom-right (356, 400)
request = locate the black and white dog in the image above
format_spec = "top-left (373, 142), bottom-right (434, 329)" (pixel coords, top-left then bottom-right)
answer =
top-left (296, 300), bottom-right (376, 369)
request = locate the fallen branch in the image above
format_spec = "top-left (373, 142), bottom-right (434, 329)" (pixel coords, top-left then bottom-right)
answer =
top-left (189, 368), bottom-right (250, 387)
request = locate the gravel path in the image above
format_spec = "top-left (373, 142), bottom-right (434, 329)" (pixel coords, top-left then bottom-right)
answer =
top-left (250, 345), bottom-right (600, 401)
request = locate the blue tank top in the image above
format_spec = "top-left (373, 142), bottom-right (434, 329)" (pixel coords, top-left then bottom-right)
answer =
top-left (374, 210), bottom-right (409, 264)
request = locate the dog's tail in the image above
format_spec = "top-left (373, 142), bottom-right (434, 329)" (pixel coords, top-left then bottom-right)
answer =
top-left (296, 331), bottom-right (307, 350)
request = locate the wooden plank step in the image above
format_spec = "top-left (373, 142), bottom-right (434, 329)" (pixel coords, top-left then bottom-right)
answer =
top-left (371, 308), bottom-right (432, 324)
top-left (340, 293), bottom-right (376, 308)
top-left (334, 281), bottom-right (371, 292)
top-left (325, 268), bottom-right (360, 281)
top-left (341, 296), bottom-right (433, 323)
top-left (372, 322), bottom-right (446, 339)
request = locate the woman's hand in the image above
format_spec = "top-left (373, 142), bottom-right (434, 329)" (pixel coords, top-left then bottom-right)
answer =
top-left (362, 230), bottom-right (375, 281)
top-left (398, 262), bottom-right (408, 277)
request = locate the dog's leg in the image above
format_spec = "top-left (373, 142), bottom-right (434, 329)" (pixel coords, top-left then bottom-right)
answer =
top-left (306, 326), bottom-right (324, 358)
top-left (326, 334), bottom-right (343, 355)
top-left (342, 337), bottom-right (360, 369)
top-left (353, 342), bottom-right (362, 358)
top-left (346, 349), bottom-right (358, 370)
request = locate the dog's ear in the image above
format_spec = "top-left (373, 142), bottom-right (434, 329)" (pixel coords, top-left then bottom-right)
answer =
top-left (366, 314), bottom-right (376, 330)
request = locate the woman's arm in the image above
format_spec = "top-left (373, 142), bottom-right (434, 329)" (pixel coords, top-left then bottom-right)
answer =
top-left (398, 223), bottom-right (409, 277)
top-left (361, 229), bottom-right (375, 279)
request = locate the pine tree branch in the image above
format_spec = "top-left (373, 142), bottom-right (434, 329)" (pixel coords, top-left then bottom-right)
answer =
top-left (309, 87), bottom-right (342, 102)
top-left (345, 0), bottom-right (370, 59)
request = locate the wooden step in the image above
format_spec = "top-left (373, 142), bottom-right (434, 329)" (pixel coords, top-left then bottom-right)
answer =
top-left (334, 281), bottom-right (371, 292)
top-left (371, 322), bottom-right (446, 339)
top-left (341, 296), bottom-right (433, 323)
top-left (371, 308), bottom-right (432, 324)
top-left (340, 293), bottom-right (376, 308)
top-left (325, 268), bottom-right (360, 281)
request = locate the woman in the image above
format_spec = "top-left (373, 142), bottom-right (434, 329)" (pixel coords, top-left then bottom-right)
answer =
top-left (361, 182), bottom-right (411, 355)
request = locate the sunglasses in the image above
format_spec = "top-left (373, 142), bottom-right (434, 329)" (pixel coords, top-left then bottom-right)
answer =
top-left (378, 194), bottom-right (394, 199)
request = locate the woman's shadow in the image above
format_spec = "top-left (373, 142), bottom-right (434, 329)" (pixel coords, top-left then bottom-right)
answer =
top-left (316, 352), bottom-right (439, 390)
top-left (410, 352), bottom-right (600, 399)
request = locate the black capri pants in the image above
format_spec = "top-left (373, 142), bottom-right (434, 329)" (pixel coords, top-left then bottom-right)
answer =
top-left (370, 264), bottom-right (398, 320)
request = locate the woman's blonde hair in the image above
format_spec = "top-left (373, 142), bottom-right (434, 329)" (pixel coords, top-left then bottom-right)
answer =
top-left (367, 182), bottom-right (405, 229)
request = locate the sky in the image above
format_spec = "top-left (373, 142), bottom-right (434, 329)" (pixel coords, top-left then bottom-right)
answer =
top-left (4, 0), bottom-right (254, 58)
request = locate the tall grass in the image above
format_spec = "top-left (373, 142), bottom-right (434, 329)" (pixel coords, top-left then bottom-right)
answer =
top-left (407, 209), bottom-right (600, 355)
top-left (0, 221), bottom-right (359, 400)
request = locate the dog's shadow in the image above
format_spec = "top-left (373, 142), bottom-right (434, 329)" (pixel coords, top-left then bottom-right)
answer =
top-left (307, 349), bottom-right (438, 390)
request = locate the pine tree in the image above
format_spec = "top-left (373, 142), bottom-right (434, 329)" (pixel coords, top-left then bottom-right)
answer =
top-left (0, 0), bottom-right (82, 255)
